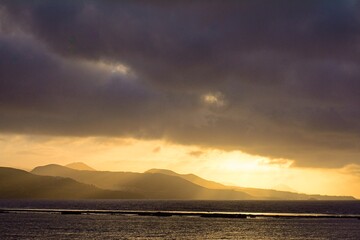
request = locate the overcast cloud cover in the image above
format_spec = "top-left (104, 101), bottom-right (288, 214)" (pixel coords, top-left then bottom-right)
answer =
top-left (0, 0), bottom-right (360, 167)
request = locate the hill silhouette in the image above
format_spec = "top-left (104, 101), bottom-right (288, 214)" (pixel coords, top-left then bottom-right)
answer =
top-left (0, 167), bottom-right (142, 199)
top-left (146, 169), bottom-right (355, 200)
top-left (65, 162), bottom-right (96, 171)
top-left (31, 165), bottom-right (253, 200)
top-left (272, 184), bottom-right (297, 192)
top-left (31, 165), bottom-right (356, 200)
top-left (146, 169), bottom-right (226, 189)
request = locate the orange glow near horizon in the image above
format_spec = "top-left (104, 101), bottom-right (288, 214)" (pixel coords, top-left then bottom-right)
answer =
top-left (1, 134), bottom-right (359, 198)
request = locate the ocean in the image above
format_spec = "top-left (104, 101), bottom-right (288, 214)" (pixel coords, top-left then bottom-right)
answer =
top-left (1, 200), bottom-right (360, 239)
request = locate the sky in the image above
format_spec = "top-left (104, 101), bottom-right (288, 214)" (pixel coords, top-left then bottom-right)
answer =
top-left (0, 0), bottom-right (360, 197)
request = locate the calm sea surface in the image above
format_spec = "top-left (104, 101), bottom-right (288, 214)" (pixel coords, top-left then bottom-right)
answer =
top-left (1, 200), bottom-right (360, 239)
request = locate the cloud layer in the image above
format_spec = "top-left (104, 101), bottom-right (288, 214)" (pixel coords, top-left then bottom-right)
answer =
top-left (1, 0), bottom-right (360, 167)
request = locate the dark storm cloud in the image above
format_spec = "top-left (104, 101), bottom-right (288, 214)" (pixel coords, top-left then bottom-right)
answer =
top-left (0, 30), bottom-right (164, 137)
top-left (0, 0), bottom-right (360, 167)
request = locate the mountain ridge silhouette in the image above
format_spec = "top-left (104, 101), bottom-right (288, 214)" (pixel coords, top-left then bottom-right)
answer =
top-left (30, 164), bottom-right (356, 200)
top-left (31, 164), bottom-right (253, 200)
top-left (0, 167), bottom-right (142, 199)
top-left (65, 162), bottom-right (96, 171)
top-left (146, 168), bottom-right (355, 200)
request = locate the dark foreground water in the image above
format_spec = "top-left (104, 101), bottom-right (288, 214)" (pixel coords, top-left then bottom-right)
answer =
top-left (1, 200), bottom-right (360, 239)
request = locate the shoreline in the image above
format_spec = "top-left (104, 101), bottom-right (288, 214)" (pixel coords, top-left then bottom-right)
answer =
top-left (1, 208), bottom-right (360, 220)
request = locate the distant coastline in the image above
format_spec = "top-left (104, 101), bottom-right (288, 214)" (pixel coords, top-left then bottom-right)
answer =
top-left (0, 164), bottom-right (356, 200)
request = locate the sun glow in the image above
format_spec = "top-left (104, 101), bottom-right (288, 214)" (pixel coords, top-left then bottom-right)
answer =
top-left (222, 159), bottom-right (267, 171)
top-left (0, 134), bottom-right (359, 198)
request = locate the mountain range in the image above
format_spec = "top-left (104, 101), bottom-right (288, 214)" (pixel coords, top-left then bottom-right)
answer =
top-left (31, 164), bottom-right (252, 200)
top-left (0, 162), bottom-right (355, 200)
top-left (0, 167), bottom-right (141, 199)
top-left (145, 169), bottom-right (355, 200)
top-left (65, 162), bottom-right (96, 171)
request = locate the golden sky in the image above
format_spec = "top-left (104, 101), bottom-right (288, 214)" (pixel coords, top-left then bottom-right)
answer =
top-left (1, 134), bottom-right (359, 198)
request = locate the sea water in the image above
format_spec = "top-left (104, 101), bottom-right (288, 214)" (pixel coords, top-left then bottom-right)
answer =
top-left (1, 200), bottom-right (360, 239)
